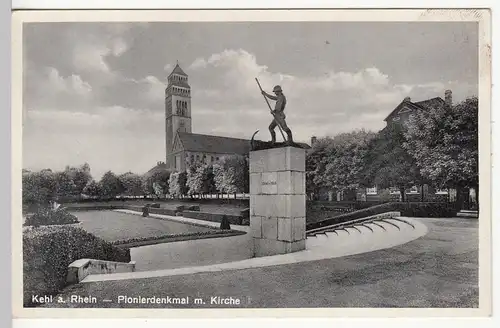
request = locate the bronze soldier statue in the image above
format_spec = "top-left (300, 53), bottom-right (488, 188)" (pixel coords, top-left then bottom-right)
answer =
top-left (261, 85), bottom-right (294, 144)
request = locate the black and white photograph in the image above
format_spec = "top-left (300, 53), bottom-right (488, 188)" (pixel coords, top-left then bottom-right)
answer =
top-left (12, 9), bottom-right (492, 317)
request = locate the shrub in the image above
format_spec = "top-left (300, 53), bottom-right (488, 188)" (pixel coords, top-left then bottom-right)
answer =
top-left (220, 215), bottom-right (231, 230)
top-left (23, 225), bottom-right (130, 307)
top-left (182, 211), bottom-right (244, 225)
top-left (399, 202), bottom-right (457, 218)
top-left (24, 208), bottom-right (79, 227)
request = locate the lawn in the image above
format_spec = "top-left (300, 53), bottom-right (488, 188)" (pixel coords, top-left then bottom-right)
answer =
top-left (73, 210), bottom-right (215, 242)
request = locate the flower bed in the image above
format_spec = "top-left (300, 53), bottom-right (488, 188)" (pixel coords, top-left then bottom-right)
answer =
top-left (111, 229), bottom-right (246, 248)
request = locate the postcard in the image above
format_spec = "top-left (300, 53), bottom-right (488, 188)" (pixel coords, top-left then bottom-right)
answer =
top-left (11, 8), bottom-right (492, 318)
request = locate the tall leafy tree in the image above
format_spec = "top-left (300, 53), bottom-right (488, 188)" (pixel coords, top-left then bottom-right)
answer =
top-left (22, 169), bottom-right (57, 205)
top-left (362, 123), bottom-right (422, 202)
top-left (99, 171), bottom-right (124, 198)
top-left (168, 171), bottom-right (188, 198)
top-left (186, 163), bottom-right (216, 197)
top-left (118, 172), bottom-right (144, 197)
top-left (323, 130), bottom-right (376, 194)
top-left (142, 170), bottom-right (171, 197)
top-left (54, 171), bottom-right (77, 198)
top-left (186, 162), bottom-right (204, 197)
top-left (404, 96), bottom-right (478, 203)
top-left (305, 138), bottom-right (331, 200)
top-left (213, 155), bottom-right (249, 196)
top-left (83, 180), bottom-right (102, 198)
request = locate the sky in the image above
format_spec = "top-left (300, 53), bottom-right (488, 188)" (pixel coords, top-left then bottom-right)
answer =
top-left (22, 22), bottom-right (478, 180)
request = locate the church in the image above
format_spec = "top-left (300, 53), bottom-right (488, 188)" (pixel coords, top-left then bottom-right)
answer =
top-left (152, 63), bottom-right (251, 173)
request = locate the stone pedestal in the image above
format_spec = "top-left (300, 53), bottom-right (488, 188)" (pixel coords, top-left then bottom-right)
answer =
top-left (249, 146), bottom-right (306, 257)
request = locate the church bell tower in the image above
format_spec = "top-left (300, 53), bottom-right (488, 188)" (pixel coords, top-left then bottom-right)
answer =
top-left (165, 63), bottom-right (192, 169)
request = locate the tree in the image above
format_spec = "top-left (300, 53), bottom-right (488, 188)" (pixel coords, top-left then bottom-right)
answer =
top-left (186, 163), bottom-right (203, 197)
top-left (22, 169), bottom-right (58, 205)
top-left (65, 163), bottom-right (92, 195)
top-left (322, 130), bottom-right (376, 194)
top-left (404, 96), bottom-right (478, 204)
top-left (142, 170), bottom-right (171, 197)
top-left (83, 180), bottom-right (102, 198)
top-left (54, 171), bottom-right (77, 198)
top-left (99, 171), bottom-right (124, 199)
top-left (168, 171), bottom-right (188, 198)
top-left (305, 138), bottom-right (331, 200)
top-left (186, 163), bottom-right (216, 197)
top-left (213, 155), bottom-right (249, 196)
top-left (118, 172), bottom-right (144, 197)
top-left (362, 123), bottom-right (422, 202)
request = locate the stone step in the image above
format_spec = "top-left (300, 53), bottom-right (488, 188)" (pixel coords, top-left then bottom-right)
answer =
top-left (356, 224), bottom-right (375, 233)
top-left (460, 210), bottom-right (478, 214)
top-left (457, 212), bottom-right (479, 218)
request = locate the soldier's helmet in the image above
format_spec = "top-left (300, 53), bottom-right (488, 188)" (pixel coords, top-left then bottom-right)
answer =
top-left (273, 85), bottom-right (283, 93)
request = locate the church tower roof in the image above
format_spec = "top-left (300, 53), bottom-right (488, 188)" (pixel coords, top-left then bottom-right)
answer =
top-left (169, 63), bottom-right (188, 77)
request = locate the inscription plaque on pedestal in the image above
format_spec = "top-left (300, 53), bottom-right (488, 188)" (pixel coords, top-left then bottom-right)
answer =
top-left (249, 146), bottom-right (306, 257)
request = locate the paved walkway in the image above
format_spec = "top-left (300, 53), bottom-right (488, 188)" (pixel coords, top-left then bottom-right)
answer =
top-left (84, 217), bottom-right (426, 281)
top-left (45, 217), bottom-right (478, 308)
top-left (113, 209), bottom-right (253, 271)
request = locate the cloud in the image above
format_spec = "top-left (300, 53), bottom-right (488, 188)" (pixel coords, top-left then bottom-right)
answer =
top-left (188, 48), bottom-right (477, 140)
top-left (163, 63), bottom-right (173, 72)
top-left (72, 43), bottom-right (112, 73)
top-left (45, 67), bottom-right (93, 96)
top-left (23, 67), bottom-right (94, 112)
top-left (111, 38), bottom-right (128, 57)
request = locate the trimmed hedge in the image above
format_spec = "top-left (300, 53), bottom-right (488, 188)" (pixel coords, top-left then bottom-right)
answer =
top-left (182, 210), bottom-right (245, 225)
top-left (306, 202), bottom-right (458, 230)
top-left (64, 204), bottom-right (124, 211)
top-left (400, 202), bottom-right (457, 218)
top-left (23, 225), bottom-right (130, 307)
top-left (308, 200), bottom-right (386, 211)
top-left (186, 205), bottom-right (200, 211)
top-left (24, 208), bottom-right (79, 227)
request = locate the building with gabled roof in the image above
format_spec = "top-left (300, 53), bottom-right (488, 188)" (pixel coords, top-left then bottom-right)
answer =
top-left (359, 90), bottom-right (454, 203)
top-left (384, 90), bottom-right (451, 126)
